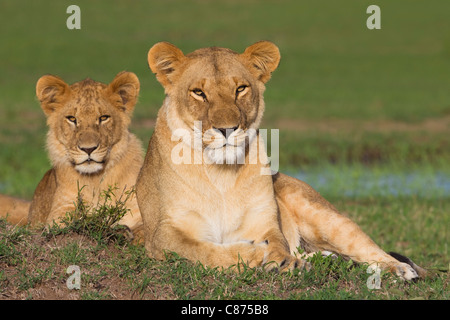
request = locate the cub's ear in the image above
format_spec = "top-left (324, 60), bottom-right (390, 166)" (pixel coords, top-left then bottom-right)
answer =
top-left (107, 71), bottom-right (140, 113)
top-left (240, 41), bottom-right (281, 83)
top-left (147, 42), bottom-right (185, 89)
top-left (36, 75), bottom-right (70, 116)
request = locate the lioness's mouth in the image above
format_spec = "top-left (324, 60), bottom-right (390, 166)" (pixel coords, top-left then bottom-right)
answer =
top-left (204, 141), bottom-right (242, 151)
top-left (75, 159), bottom-right (105, 166)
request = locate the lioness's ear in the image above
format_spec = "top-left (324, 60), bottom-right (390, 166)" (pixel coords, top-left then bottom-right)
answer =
top-left (36, 75), bottom-right (70, 116)
top-left (147, 42), bottom-right (185, 89)
top-left (240, 41), bottom-right (281, 83)
top-left (107, 71), bottom-right (140, 113)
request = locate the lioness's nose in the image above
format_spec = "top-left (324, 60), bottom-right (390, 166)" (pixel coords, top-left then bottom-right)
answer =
top-left (79, 145), bottom-right (98, 155)
top-left (214, 126), bottom-right (239, 138)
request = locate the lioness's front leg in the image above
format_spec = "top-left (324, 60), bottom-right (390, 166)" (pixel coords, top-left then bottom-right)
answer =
top-left (149, 212), bottom-right (308, 272)
top-left (238, 219), bottom-right (309, 272)
top-left (274, 173), bottom-right (424, 280)
top-left (149, 221), bottom-right (269, 269)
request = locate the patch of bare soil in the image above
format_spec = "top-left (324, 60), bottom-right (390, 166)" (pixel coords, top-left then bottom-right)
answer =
top-left (0, 228), bottom-right (138, 300)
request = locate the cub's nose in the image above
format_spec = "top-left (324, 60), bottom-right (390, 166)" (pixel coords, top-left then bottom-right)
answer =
top-left (214, 126), bottom-right (239, 138)
top-left (79, 145), bottom-right (98, 155)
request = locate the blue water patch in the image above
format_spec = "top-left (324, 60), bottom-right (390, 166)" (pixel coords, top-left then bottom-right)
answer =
top-left (292, 166), bottom-right (450, 199)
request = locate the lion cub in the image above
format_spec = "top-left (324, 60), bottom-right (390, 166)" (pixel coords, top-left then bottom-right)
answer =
top-left (136, 41), bottom-right (426, 280)
top-left (27, 72), bottom-right (144, 237)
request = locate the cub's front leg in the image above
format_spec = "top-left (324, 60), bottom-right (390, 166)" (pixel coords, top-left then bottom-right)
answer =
top-left (28, 168), bottom-right (79, 227)
top-left (274, 172), bottom-right (426, 280)
top-left (28, 169), bottom-right (58, 227)
top-left (45, 190), bottom-right (79, 226)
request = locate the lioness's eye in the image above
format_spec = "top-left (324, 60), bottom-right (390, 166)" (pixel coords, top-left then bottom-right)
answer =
top-left (99, 115), bottom-right (110, 123)
top-left (191, 88), bottom-right (207, 102)
top-left (236, 85), bottom-right (248, 96)
top-left (193, 89), bottom-right (205, 97)
top-left (66, 116), bottom-right (77, 124)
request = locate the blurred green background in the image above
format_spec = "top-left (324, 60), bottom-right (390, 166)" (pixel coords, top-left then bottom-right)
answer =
top-left (0, 0), bottom-right (449, 199)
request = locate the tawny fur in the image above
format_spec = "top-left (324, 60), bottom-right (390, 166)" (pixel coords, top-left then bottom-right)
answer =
top-left (0, 194), bottom-right (30, 225)
top-left (1, 72), bottom-right (144, 240)
top-left (136, 41), bottom-right (425, 280)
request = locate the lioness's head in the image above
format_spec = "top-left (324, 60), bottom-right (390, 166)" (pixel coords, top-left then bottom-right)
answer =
top-left (148, 41), bottom-right (280, 164)
top-left (36, 71), bottom-right (140, 174)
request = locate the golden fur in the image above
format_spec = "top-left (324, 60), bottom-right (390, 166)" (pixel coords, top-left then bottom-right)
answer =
top-left (136, 41), bottom-right (426, 279)
top-left (1, 72), bottom-right (144, 239)
top-left (0, 194), bottom-right (30, 225)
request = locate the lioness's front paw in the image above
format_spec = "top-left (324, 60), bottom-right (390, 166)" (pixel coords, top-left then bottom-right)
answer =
top-left (232, 240), bottom-right (269, 268)
top-left (264, 254), bottom-right (311, 273)
top-left (393, 262), bottom-right (419, 281)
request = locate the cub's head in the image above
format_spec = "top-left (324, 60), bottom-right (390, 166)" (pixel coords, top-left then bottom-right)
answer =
top-left (36, 71), bottom-right (140, 174)
top-left (148, 41), bottom-right (280, 164)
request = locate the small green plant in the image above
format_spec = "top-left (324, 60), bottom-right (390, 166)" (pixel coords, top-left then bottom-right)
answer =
top-left (46, 185), bottom-right (135, 245)
top-left (0, 218), bottom-right (31, 266)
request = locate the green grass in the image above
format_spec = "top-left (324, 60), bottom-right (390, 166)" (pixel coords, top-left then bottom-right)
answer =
top-left (45, 185), bottom-right (135, 244)
top-left (1, 197), bottom-right (448, 300)
top-left (0, 187), bottom-right (448, 300)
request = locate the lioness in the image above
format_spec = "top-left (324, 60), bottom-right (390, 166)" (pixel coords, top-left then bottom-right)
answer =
top-left (1, 72), bottom-right (144, 238)
top-left (136, 41), bottom-right (426, 280)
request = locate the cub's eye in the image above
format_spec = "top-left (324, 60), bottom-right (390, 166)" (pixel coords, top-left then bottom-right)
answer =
top-left (66, 116), bottom-right (77, 124)
top-left (236, 85), bottom-right (248, 96)
top-left (99, 115), bottom-right (110, 123)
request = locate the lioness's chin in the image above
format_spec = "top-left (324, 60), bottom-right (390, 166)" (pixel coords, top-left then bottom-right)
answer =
top-left (75, 162), bottom-right (104, 174)
top-left (205, 145), bottom-right (246, 165)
